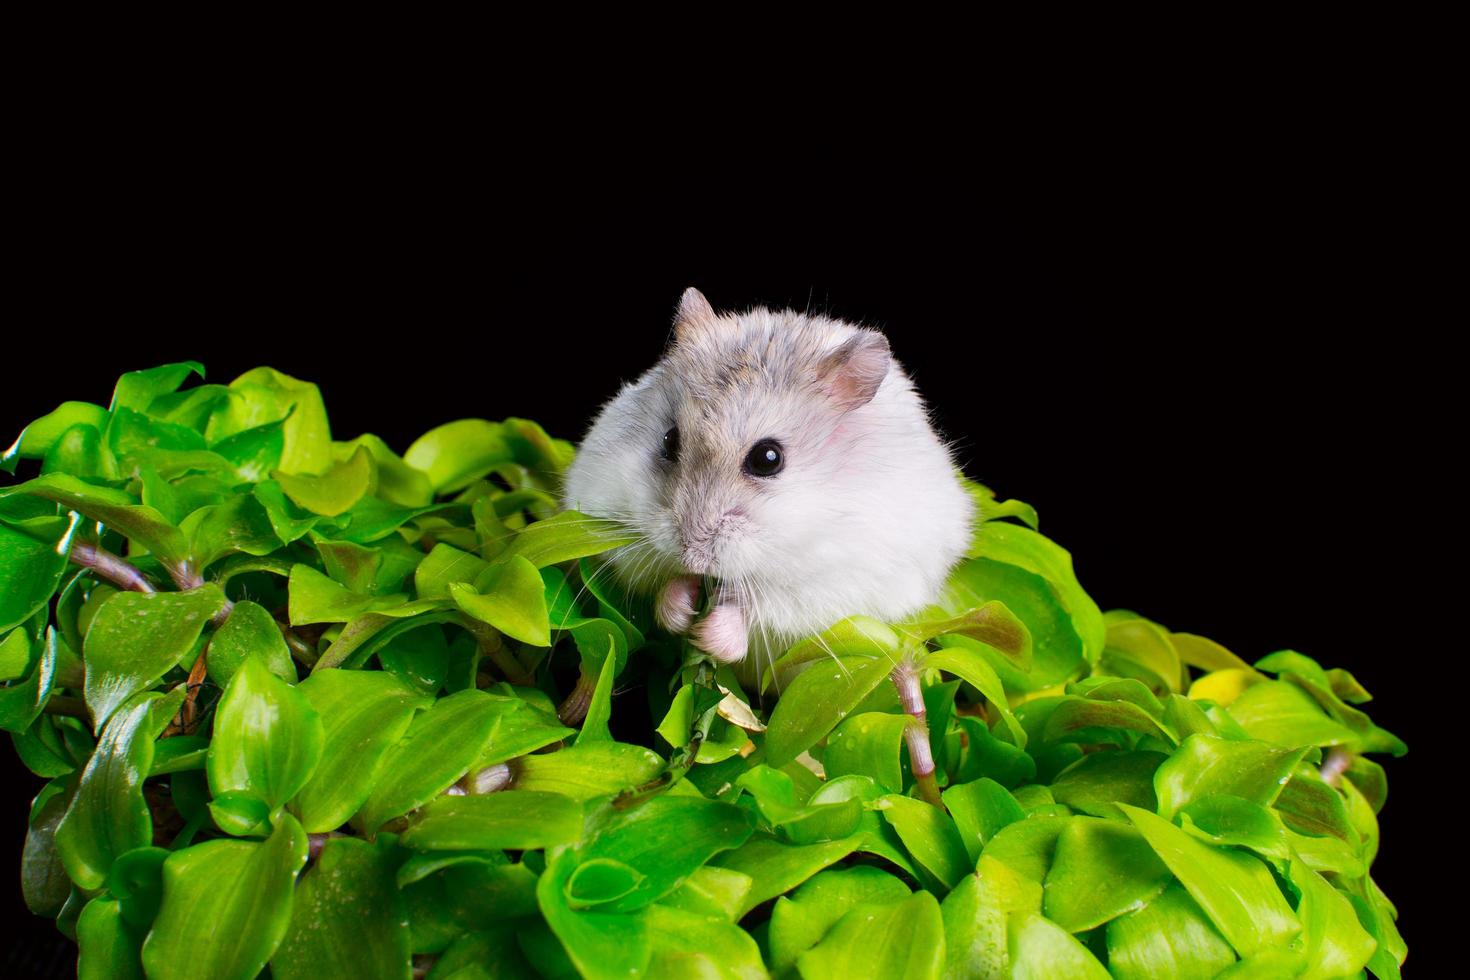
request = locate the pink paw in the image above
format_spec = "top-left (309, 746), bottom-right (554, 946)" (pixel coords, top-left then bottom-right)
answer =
top-left (656, 575), bottom-right (702, 634)
top-left (691, 601), bottom-right (748, 664)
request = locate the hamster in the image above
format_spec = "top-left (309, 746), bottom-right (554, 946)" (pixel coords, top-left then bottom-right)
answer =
top-left (561, 287), bottom-right (976, 680)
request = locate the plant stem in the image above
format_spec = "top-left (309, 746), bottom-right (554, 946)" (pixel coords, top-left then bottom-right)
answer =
top-left (1320, 746), bottom-right (1352, 786)
top-left (891, 660), bottom-right (944, 809)
top-left (43, 695), bottom-right (89, 721)
top-left (68, 541), bottom-right (157, 593)
top-left (278, 620), bottom-right (318, 668)
top-left (557, 668), bottom-right (597, 725)
top-left (456, 616), bottom-right (534, 685)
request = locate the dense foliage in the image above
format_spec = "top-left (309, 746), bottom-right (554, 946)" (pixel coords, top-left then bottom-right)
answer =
top-left (0, 363), bottom-right (1406, 978)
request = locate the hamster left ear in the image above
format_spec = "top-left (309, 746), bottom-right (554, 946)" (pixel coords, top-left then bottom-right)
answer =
top-left (817, 330), bottom-right (891, 411)
top-left (672, 287), bottom-right (723, 346)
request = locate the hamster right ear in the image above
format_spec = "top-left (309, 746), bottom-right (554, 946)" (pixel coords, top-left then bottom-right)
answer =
top-left (817, 330), bottom-right (891, 412)
top-left (672, 287), bottom-right (729, 346)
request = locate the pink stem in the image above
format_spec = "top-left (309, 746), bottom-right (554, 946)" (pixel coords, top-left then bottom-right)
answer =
top-left (69, 541), bottom-right (157, 593)
top-left (891, 661), bottom-right (944, 808)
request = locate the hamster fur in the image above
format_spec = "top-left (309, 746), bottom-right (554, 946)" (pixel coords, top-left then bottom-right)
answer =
top-left (561, 287), bottom-right (976, 681)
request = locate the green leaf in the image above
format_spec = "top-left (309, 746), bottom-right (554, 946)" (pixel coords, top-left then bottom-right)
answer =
top-left (1, 625), bottom-right (58, 733)
top-left (288, 563), bottom-right (405, 626)
top-left (108, 845), bottom-right (169, 929)
top-left (569, 795), bottom-right (754, 913)
top-left (824, 711), bottom-right (912, 793)
top-left (109, 361), bottom-right (206, 413)
top-left (220, 367), bottom-right (333, 476)
top-left (293, 670), bottom-right (428, 832)
top-left (765, 653), bottom-right (898, 767)
top-left (1106, 882), bottom-right (1238, 980)
top-left (1042, 817), bottom-right (1171, 932)
top-left (141, 812), bottom-right (309, 980)
top-left (355, 689), bottom-right (504, 833)
top-left (767, 616), bottom-right (902, 682)
top-left (44, 423), bottom-right (108, 478)
top-left (452, 555), bottom-right (550, 646)
top-left (1101, 612), bottom-right (1184, 694)
top-left (252, 480), bottom-right (334, 544)
top-left (877, 794), bottom-right (970, 889)
top-left (1120, 803), bottom-right (1301, 958)
top-left (922, 644), bottom-right (1026, 748)
top-left (377, 624), bottom-right (451, 696)
top-left (1, 472), bottom-right (189, 566)
top-left (712, 836), bottom-right (865, 916)
top-left (536, 846), bottom-right (650, 980)
top-left (206, 599), bottom-right (295, 688)
top-left (658, 865), bottom-right (755, 923)
top-left (1007, 912), bottom-right (1111, 980)
top-left (1286, 857), bottom-right (1378, 978)
top-left (0, 510), bottom-right (82, 634)
top-left (954, 716), bottom-right (1036, 788)
top-left (979, 814), bottom-right (1070, 885)
top-left (310, 601), bottom-right (460, 672)
top-left (564, 857), bottom-right (645, 909)
top-left (54, 690), bottom-right (180, 890)
top-left (404, 419), bottom-right (514, 494)
top-left (207, 654), bottom-right (324, 834)
top-left (942, 778), bottom-right (1026, 864)
top-left (768, 866), bottom-right (912, 974)
top-left (797, 890), bottom-right (945, 980)
top-left (901, 600), bottom-right (1033, 670)
top-left (1225, 680), bottom-right (1361, 751)
top-left (576, 642), bottom-right (617, 745)
top-left (1154, 734), bottom-right (1309, 819)
top-left (1050, 750), bottom-right (1165, 820)
top-left (967, 480), bottom-right (1040, 530)
top-left (1041, 695), bottom-right (1175, 747)
top-left (182, 494), bottom-right (282, 571)
top-left (22, 781), bottom-right (73, 917)
top-left (210, 416), bottom-right (286, 482)
top-left (83, 584), bottom-right (228, 729)
top-left (272, 836), bottom-right (412, 980)
top-left (77, 896), bottom-right (145, 980)
top-left (401, 792), bottom-right (584, 851)
top-left (496, 510), bottom-right (640, 568)
top-left (954, 519), bottom-right (1104, 679)
top-left (643, 900), bottom-right (767, 980)
top-left (4, 400), bottom-right (110, 468)
top-left (427, 925), bottom-right (540, 979)
top-left (414, 542), bottom-right (490, 599)
top-left (735, 765), bottom-right (862, 845)
top-left (475, 698), bottom-right (576, 769)
top-left (316, 538), bottom-right (386, 594)
top-left (274, 443), bottom-right (376, 517)
top-left (336, 433), bottom-right (434, 507)
top-left (1273, 767), bottom-right (1358, 842)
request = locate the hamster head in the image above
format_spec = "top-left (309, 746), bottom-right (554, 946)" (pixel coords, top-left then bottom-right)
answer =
top-left (562, 287), bottom-right (976, 668)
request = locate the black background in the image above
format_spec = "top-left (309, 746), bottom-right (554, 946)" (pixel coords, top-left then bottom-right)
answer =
top-left (0, 122), bottom-right (1442, 973)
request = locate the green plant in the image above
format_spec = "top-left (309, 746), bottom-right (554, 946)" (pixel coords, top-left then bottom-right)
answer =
top-left (1, 362), bottom-right (1407, 978)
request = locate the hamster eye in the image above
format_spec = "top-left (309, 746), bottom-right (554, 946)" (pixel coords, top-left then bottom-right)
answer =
top-left (744, 439), bottom-right (784, 477)
top-left (661, 426), bottom-right (680, 463)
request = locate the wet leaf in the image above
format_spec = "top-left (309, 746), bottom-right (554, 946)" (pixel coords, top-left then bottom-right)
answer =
top-left (82, 584), bottom-right (228, 728)
top-left (141, 812), bottom-right (309, 980)
top-left (207, 654), bottom-right (324, 834)
top-left (272, 836), bottom-right (411, 980)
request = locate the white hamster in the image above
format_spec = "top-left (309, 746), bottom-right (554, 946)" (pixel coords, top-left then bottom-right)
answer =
top-left (562, 287), bottom-right (975, 676)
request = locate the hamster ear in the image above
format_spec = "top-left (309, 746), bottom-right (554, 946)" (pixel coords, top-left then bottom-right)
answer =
top-left (817, 330), bottom-right (891, 411)
top-left (672, 287), bottom-right (722, 345)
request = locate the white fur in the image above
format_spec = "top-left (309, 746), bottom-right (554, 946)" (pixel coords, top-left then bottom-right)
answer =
top-left (562, 291), bottom-right (975, 672)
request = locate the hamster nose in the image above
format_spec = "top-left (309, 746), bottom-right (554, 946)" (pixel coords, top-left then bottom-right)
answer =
top-left (678, 507), bottom-right (748, 574)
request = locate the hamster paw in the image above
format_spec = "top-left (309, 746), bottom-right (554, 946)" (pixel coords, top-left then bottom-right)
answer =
top-left (691, 601), bottom-right (748, 664)
top-left (656, 575), bottom-right (702, 634)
